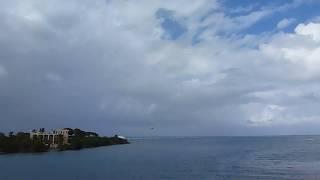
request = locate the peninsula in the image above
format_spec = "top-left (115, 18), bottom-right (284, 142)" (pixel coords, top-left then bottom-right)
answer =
top-left (0, 128), bottom-right (129, 154)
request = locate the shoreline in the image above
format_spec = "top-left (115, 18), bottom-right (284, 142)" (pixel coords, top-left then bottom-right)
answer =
top-left (0, 142), bottom-right (130, 155)
top-left (0, 128), bottom-right (129, 154)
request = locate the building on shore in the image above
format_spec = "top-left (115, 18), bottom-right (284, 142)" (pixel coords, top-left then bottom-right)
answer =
top-left (30, 128), bottom-right (70, 148)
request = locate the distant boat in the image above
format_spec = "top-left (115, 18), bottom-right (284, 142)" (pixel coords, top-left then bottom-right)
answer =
top-left (304, 138), bottom-right (314, 141)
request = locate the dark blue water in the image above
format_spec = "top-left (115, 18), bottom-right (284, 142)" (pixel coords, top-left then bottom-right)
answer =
top-left (1, 136), bottom-right (320, 180)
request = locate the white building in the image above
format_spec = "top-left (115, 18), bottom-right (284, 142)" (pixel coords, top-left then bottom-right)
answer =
top-left (30, 128), bottom-right (70, 147)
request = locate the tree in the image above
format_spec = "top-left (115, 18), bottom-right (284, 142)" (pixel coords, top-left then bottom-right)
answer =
top-left (74, 129), bottom-right (85, 137)
top-left (70, 137), bottom-right (83, 150)
top-left (31, 139), bottom-right (48, 152)
top-left (0, 132), bottom-right (5, 137)
top-left (0, 132), bottom-right (6, 150)
top-left (16, 132), bottom-right (29, 138)
top-left (65, 128), bottom-right (74, 135)
top-left (9, 132), bottom-right (14, 137)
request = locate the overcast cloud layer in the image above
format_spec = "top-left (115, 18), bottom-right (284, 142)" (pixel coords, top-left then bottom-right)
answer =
top-left (1, 0), bottom-right (320, 136)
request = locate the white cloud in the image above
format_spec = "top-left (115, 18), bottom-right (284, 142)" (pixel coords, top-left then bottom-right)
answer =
top-left (295, 22), bottom-right (320, 42)
top-left (244, 104), bottom-right (286, 126)
top-left (277, 18), bottom-right (295, 29)
top-left (260, 22), bottom-right (320, 80)
top-left (244, 102), bottom-right (320, 127)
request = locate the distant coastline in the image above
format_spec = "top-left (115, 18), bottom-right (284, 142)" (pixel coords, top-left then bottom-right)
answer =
top-left (0, 128), bottom-right (129, 154)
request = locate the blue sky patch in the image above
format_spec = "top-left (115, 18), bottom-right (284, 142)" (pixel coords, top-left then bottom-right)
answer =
top-left (244, 1), bottom-right (320, 34)
top-left (156, 8), bottom-right (187, 40)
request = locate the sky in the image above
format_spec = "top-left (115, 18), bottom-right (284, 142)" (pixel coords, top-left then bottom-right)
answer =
top-left (1, 0), bottom-right (320, 136)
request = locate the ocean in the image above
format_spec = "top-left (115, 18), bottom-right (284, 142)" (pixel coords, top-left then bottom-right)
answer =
top-left (1, 136), bottom-right (320, 180)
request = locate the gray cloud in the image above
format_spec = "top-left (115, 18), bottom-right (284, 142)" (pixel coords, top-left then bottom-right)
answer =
top-left (1, 0), bottom-right (320, 136)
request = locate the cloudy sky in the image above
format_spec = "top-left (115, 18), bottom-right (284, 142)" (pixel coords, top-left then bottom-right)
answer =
top-left (1, 0), bottom-right (320, 136)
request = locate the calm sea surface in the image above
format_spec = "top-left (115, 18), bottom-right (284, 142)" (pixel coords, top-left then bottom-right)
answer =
top-left (1, 136), bottom-right (320, 180)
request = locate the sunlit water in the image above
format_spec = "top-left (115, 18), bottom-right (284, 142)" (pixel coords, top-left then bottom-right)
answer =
top-left (1, 136), bottom-right (320, 180)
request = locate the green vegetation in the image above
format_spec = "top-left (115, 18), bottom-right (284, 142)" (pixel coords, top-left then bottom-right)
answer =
top-left (0, 132), bottom-right (48, 153)
top-left (0, 128), bottom-right (129, 154)
top-left (59, 129), bottom-right (128, 151)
